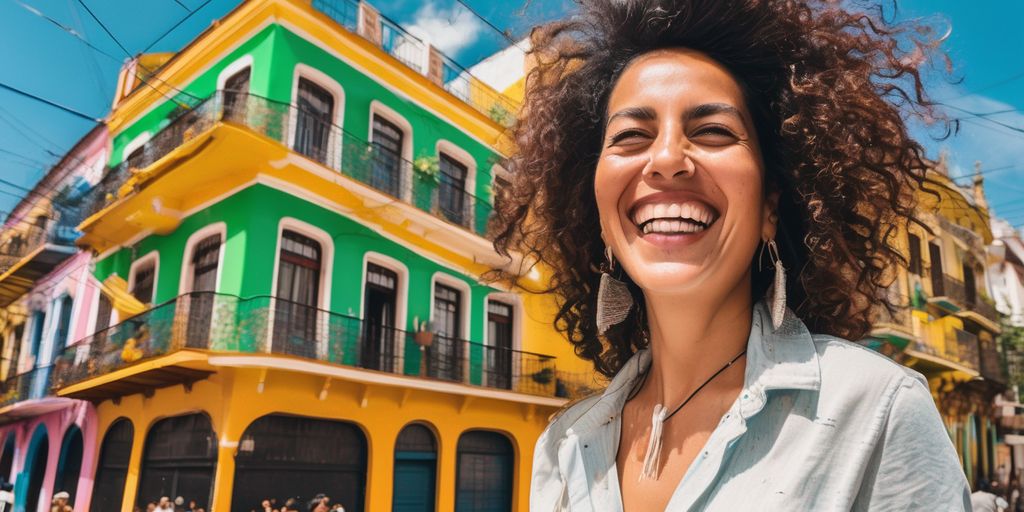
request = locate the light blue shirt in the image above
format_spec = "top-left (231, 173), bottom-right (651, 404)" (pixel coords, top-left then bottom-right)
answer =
top-left (530, 301), bottom-right (971, 511)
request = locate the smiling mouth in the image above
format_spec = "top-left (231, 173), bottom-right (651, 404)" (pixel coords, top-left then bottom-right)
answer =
top-left (630, 201), bottom-right (720, 235)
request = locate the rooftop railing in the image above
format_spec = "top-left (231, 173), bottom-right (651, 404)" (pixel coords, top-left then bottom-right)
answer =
top-left (86, 92), bottom-right (495, 236)
top-left (52, 292), bottom-right (560, 398)
top-left (311, 0), bottom-right (519, 126)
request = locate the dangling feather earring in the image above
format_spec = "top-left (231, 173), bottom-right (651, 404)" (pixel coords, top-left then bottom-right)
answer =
top-left (761, 238), bottom-right (786, 330)
top-left (596, 246), bottom-right (633, 334)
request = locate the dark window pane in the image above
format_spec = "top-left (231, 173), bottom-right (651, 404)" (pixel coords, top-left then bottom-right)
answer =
top-left (232, 414), bottom-right (367, 512)
top-left (295, 78), bottom-right (334, 164)
top-left (438, 154), bottom-right (468, 226)
top-left (361, 264), bottom-right (398, 371)
top-left (454, 431), bottom-right (513, 512)
top-left (486, 301), bottom-right (513, 390)
top-left (371, 115), bottom-right (404, 197)
top-left (427, 284), bottom-right (462, 381)
top-left (132, 262), bottom-right (156, 305)
top-left (273, 231), bottom-right (322, 358)
top-left (222, 67), bottom-right (251, 121)
top-left (137, 413), bottom-right (216, 510)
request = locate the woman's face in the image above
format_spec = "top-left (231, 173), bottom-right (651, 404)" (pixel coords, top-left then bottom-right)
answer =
top-left (595, 48), bottom-right (774, 300)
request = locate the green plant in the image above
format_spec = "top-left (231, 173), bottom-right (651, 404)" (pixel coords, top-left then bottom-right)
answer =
top-left (487, 103), bottom-right (513, 126)
top-left (413, 155), bottom-right (440, 185)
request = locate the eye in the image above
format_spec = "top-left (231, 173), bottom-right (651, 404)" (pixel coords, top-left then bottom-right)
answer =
top-left (691, 125), bottom-right (738, 144)
top-left (607, 129), bottom-right (650, 147)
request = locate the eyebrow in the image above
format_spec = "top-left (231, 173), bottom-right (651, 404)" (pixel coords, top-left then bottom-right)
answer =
top-left (605, 102), bottom-right (746, 128)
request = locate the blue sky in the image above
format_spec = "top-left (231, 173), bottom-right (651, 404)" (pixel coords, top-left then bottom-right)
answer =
top-left (0, 0), bottom-right (1022, 227)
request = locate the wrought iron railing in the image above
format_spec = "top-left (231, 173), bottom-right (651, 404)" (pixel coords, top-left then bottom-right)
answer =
top-left (978, 336), bottom-right (1007, 385)
top-left (86, 92), bottom-right (494, 236)
top-left (0, 207), bottom-right (85, 275)
top-left (0, 366), bottom-right (52, 408)
top-left (311, 0), bottom-right (518, 126)
top-left (52, 292), bottom-right (559, 397)
top-left (930, 272), bottom-right (967, 306)
top-left (952, 328), bottom-right (980, 371)
top-left (968, 296), bottom-right (1001, 323)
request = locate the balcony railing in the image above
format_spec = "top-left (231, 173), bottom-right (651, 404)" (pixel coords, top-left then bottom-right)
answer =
top-left (979, 336), bottom-right (1007, 385)
top-left (909, 326), bottom-right (980, 372)
top-left (930, 272), bottom-right (967, 306)
top-left (0, 207), bottom-right (84, 275)
top-left (86, 92), bottom-right (494, 236)
top-left (968, 296), bottom-right (1001, 323)
top-left (311, 0), bottom-right (518, 126)
top-left (0, 366), bottom-right (52, 408)
top-left (52, 292), bottom-right (559, 397)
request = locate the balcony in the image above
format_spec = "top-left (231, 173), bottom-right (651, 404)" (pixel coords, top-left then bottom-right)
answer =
top-left (928, 272), bottom-right (967, 312)
top-left (82, 92), bottom-right (495, 240)
top-left (311, 0), bottom-right (518, 127)
top-left (908, 326), bottom-right (980, 374)
top-left (870, 291), bottom-right (915, 347)
top-left (0, 208), bottom-right (83, 306)
top-left (978, 336), bottom-right (1007, 385)
top-left (52, 292), bottom-right (562, 401)
top-left (0, 366), bottom-right (56, 407)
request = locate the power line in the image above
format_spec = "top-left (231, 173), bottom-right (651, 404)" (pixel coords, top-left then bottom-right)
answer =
top-left (169, 0), bottom-right (191, 12)
top-left (454, 0), bottom-right (528, 53)
top-left (141, 0), bottom-right (214, 54)
top-left (943, 103), bottom-right (1024, 134)
top-left (944, 69), bottom-right (1024, 101)
top-left (74, 0), bottom-right (130, 56)
top-left (0, 81), bottom-right (100, 123)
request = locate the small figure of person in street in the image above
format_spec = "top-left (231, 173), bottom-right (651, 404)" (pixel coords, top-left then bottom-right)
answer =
top-left (308, 494), bottom-right (329, 512)
top-left (973, 482), bottom-right (1010, 512)
top-left (154, 496), bottom-right (175, 512)
top-left (50, 492), bottom-right (72, 512)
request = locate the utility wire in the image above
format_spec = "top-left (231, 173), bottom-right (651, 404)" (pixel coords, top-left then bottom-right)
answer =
top-left (141, 0), bottom-right (214, 54)
top-left (169, 0), bottom-right (191, 12)
top-left (454, 0), bottom-right (528, 53)
top-left (73, 0), bottom-right (129, 56)
top-left (0, 81), bottom-right (101, 123)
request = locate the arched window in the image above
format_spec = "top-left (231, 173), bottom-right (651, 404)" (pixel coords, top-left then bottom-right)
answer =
top-left (24, 425), bottom-right (49, 512)
top-left (295, 78), bottom-right (335, 165)
top-left (273, 230), bottom-right (323, 358)
top-left (393, 424), bottom-right (437, 512)
top-left (54, 424), bottom-right (84, 505)
top-left (232, 414), bottom-right (367, 512)
top-left (93, 419), bottom-right (134, 512)
top-left (455, 431), bottom-right (513, 512)
top-left (136, 413), bottom-right (217, 510)
top-left (184, 233), bottom-right (222, 348)
top-left (0, 432), bottom-right (14, 484)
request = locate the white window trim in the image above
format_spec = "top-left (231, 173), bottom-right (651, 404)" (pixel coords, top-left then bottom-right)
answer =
top-left (178, 222), bottom-right (227, 295)
top-left (121, 132), bottom-right (151, 162)
top-left (429, 272), bottom-right (472, 383)
top-left (360, 252), bottom-right (409, 373)
top-left (289, 64), bottom-right (346, 170)
top-left (368, 100), bottom-right (414, 201)
top-left (268, 218), bottom-right (335, 358)
top-left (216, 54), bottom-right (254, 92)
top-left (127, 251), bottom-right (160, 305)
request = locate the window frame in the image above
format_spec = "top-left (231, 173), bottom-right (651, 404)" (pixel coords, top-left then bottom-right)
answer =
top-left (127, 250), bottom-right (160, 307)
top-left (289, 64), bottom-right (346, 170)
top-left (268, 218), bottom-right (334, 359)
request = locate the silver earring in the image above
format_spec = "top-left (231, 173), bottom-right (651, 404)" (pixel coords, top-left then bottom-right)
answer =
top-left (596, 246), bottom-right (633, 334)
top-left (761, 238), bottom-right (786, 330)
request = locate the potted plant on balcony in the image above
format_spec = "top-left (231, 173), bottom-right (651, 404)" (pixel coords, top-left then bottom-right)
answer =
top-left (413, 155), bottom-right (440, 185)
top-left (414, 321), bottom-right (435, 348)
top-left (531, 367), bottom-right (554, 386)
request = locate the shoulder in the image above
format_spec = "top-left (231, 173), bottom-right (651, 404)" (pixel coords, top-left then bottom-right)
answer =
top-left (810, 333), bottom-right (928, 393)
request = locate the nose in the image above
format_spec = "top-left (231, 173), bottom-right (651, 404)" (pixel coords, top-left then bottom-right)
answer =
top-left (644, 128), bottom-right (696, 182)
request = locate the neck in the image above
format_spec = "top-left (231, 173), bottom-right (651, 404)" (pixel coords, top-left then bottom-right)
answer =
top-left (640, 276), bottom-right (754, 405)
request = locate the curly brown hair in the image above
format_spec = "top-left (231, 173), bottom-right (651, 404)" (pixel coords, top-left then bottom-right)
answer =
top-left (490, 0), bottom-right (950, 378)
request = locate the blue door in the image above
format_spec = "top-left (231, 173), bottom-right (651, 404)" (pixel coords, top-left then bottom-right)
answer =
top-left (393, 456), bottom-right (436, 512)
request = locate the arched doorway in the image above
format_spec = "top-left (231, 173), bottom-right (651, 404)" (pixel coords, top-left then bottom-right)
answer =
top-left (20, 425), bottom-right (49, 512)
top-left (54, 424), bottom-right (84, 506)
top-left (136, 413), bottom-right (217, 510)
top-left (231, 414), bottom-right (367, 512)
top-left (0, 432), bottom-right (14, 485)
top-left (454, 430), bottom-right (514, 512)
top-left (393, 423), bottom-right (437, 512)
top-left (93, 419), bottom-right (134, 512)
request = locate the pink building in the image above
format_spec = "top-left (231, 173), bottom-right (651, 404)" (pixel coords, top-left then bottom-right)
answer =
top-left (0, 125), bottom-right (108, 512)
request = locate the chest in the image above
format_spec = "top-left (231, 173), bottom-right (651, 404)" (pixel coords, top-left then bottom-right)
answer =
top-left (615, 391), bottom-right (739, 511)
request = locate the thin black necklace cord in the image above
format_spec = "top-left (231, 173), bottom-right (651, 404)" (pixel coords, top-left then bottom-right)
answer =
top-left (629, 347), bottom-right (748, 422)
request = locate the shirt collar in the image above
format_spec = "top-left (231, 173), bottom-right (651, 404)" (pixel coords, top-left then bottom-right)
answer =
top-left (564, 300), bottom-right (821, 436)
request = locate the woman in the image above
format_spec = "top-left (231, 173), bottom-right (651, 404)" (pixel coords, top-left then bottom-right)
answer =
top-left (490, 0), bottom-right (971, 510)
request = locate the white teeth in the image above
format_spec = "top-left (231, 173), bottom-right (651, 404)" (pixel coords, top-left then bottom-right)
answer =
top-left (632, 200), bottom-right (717, 231)
top-left (667, 203), bottom-right (681, 218)
top-left (641, 218), bottom-right (706, 235)
top-left (653, 203), bottom-right (668, 220)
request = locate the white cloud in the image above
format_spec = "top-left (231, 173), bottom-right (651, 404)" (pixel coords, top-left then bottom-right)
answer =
top-left (406, 1), bottom-right (485, 58)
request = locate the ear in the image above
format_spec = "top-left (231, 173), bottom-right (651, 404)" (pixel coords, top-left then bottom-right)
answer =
top-left (761, 190), bottom-right (780, 240)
